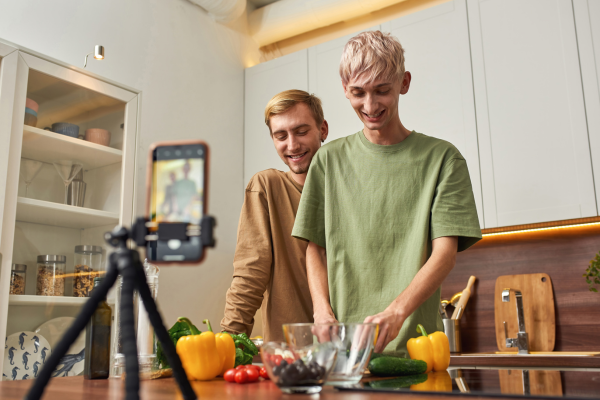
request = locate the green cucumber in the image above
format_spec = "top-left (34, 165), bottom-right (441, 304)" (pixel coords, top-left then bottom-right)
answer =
top-left (368, 356), bottom-right (428, 377)
top-left (367, 374), bottom-right (428, 389)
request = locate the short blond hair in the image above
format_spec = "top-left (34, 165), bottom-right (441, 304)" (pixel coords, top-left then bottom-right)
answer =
top-left (264, 90), bottom-right (324, 131)
top-left (339, 31), bottom-right (406, 85)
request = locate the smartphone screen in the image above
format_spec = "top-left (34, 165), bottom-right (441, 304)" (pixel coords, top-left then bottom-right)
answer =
top-left (147, 143), bottom-right (207, 262)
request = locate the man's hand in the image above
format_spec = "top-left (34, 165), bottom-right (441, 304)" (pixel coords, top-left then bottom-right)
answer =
top-left (364, 308), bottom-right (406, 353)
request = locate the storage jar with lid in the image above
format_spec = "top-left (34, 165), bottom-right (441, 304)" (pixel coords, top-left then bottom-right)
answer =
top-left (10, 264), bottom-right (27, 295)
top-left (36, 255), bottom-right (66, 296)
top-left (73, 245), bottom-right (104, 297)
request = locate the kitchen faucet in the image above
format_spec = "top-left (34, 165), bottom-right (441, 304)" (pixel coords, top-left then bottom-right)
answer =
top-left (502, 288), bottom-right (529, 354)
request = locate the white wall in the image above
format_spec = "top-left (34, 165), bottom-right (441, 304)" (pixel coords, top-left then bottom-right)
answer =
top-left (0, 0), bottom-right (258, 331)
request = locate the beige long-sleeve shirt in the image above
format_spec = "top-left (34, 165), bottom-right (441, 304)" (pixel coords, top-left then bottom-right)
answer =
top-left (221, 169), bottom-right (313, 342)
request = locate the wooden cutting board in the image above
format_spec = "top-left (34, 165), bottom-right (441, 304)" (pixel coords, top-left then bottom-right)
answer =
top-left (499, 370), bottom-right (562, 396)
top-left (494, 273), bottom-right (555, 352)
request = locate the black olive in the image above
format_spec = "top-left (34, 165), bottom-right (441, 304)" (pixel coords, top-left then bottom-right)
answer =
top-left (296, 364), bottom-right (308, 381)
top-left (308, 366), bottom-right (320, 380)
top-left (282, 364), bottom-right (300, 383)
top-left (272, 365), bottom-right (282, 376)
top-left (280, 359), bottom-right (288, 368)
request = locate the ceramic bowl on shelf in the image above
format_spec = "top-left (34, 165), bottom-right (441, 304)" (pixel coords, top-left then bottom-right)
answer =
top-left (84, 128), bottom-right (111, 146)
top-left (261, 341), bottom-right (338, 394)
top-left (25, 98), bottom-right (39, 113)
top-left (3, 331), bottom-right (51, 381)
top-left (24, 108), bottom-right (38, 127)
top-left (52, 122), bottom-right (79, 138)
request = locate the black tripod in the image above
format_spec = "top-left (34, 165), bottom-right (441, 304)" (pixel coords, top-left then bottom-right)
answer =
top-left (25, 216), bottom-right (215, 400)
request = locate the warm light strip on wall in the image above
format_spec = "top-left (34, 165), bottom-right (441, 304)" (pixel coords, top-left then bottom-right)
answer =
top-left (482, 221), bottom-right (600, 237)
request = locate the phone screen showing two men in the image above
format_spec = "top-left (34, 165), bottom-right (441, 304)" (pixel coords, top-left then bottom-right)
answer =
top-left (148, 143), bottom-right (206, 262)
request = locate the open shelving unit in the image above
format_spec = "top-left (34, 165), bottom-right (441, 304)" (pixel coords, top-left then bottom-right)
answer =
top-left (22, 125), bottom-right (123, 169)
top-left (16, 197), bottom-right (120, 229)
top-left (0, 39), bottom-right (139, 378)
top-left (8, 294), bottom-right (87, 307)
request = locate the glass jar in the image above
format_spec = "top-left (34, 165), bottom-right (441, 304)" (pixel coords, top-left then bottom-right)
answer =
top-left (10, 264), bottom-right (27, 295)
top-left (36, 255), bottom-right (66, 296)
top-left (73, 245), bottom-right (104, 297)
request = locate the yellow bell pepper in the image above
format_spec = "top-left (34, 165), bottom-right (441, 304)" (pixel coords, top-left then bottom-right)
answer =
top-left (214, 332), bottom-right (235, 374)
top-left (407, 324), bottom-right (450, 373)
top-left (176, 319), bottom-right (235, 380)
top-left (411, 371), bottom-right (453, 392)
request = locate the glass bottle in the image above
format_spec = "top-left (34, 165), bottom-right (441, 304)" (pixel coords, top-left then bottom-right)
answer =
top-left (83, 277), bottom-right (112, 379)
top-left (137, 259), bottom-right (160, 372)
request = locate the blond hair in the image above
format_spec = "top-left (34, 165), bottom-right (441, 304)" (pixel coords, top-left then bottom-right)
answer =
top-left (339, 31), bottom-right (406, 85)
top-left (264, 90), bottom-right (324, 131)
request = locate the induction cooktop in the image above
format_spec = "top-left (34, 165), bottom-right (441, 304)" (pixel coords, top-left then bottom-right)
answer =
top-left (335, 368), bottom-right (600, 399)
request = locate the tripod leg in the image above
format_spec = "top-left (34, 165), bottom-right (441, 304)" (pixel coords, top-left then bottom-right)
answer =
top-left (25, 262), bottom-right (119, 400)
top-left (133, 261), bottom-right (197, 400)
top-left (119, 252), bottom-right (141, 400)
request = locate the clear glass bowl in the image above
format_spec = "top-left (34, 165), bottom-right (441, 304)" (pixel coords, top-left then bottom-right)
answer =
top-left (283, 323), bottom-right (378, 385)
top-left (261, 341), bottom-right (338, 394)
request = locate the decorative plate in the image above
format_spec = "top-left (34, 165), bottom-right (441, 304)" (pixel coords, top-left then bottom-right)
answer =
top-left (35, 317), bottom-right (86, 377)
top-left (3, 331), bottom-right (51, 381)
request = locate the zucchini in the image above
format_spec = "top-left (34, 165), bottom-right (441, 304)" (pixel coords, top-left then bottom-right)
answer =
top-left (367, 374), bottom-right (428, 389)
top-left (368, 356), bottom-right (428, 377)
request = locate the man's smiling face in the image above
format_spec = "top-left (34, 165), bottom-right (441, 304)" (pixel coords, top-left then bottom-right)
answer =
top-left (270, 102), bottom-right (328, 175)
top-left (343, 72), bottom-right (410, 132)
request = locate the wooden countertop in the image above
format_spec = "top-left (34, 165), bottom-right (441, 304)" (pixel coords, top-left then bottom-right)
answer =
top-left (0, 376), bottom-right (487, 400)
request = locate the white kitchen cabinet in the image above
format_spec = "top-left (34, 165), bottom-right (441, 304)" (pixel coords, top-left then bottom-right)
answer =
top-left (307, 26), bottom-right (381, 142)
top-left (468, 0), bottom-right (597, 228)
top-left (573, 0), bottom-right (600, 215)
top-left (244, 50), bottom-right (308, 186)
top-left (0, 39), bottom-right (139, 377)
top-left (381, 0), bottom-right (484, 227)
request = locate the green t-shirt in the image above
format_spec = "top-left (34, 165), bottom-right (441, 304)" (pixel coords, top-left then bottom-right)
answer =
top-left (292, 130), bottom-right (482, 356)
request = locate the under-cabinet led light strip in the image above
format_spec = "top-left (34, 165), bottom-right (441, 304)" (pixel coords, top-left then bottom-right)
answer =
top-left (482, 221), bottom-right (600, 237)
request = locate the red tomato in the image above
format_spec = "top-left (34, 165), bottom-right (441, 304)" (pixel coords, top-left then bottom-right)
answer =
top-left (246, 368), bottom-right (259, 382)
top-left (235, 370), bottom-right (248, 384)
top-left (235, 365), bottom-right (247, 370)
top-left (245, 364), bottom-right (260, 372)
top-left (272, 355), bottom-right (283, 366)
top-left (284, 357), bottom-right (295, 365)
top-left (259, 367), bottom-right (269, 379)
top-left (223, 369), bottom-right (236, 383)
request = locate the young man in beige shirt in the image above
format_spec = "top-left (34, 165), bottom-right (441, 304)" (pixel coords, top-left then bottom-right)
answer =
top-left (221, 90), bottom-right (329, 341)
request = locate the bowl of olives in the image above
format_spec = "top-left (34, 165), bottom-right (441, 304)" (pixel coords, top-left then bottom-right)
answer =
top-left (283, 323), bottom-right (379, 384)
top-left (261, 341), bottom-right (338, 394)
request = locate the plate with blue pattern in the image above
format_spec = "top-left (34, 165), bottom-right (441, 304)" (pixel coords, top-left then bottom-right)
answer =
top-left (3, 331), bottom-right (51, 381)
top-left (35, 317), bottom-right (86, 377)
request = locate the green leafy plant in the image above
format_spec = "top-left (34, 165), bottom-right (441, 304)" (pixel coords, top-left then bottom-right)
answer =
top-left (583, 251), bottom-right (600, 293)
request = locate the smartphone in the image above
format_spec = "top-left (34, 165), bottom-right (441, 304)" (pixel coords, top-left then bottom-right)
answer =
top-left (145, 140), bottom-right (209, 264)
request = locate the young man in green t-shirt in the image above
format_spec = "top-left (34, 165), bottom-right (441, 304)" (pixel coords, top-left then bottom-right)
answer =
top-left (292, 31), bottom-right (482, 356)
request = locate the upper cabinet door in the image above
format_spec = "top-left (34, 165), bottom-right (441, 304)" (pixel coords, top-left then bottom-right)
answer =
top-left (573, 0), bottom-right (600, 216)
top-left (308, 26), bottom-right (381, 142)
top-left (244, 50), bottom-right (308, 186)
top-left (381, 0), bottom-right (484, 227)
top-left (468, 0), bottom-right (597, 228)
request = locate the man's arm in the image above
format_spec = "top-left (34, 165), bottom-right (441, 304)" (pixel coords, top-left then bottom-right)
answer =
top-left (221, 188), bottom-right (272, 336)
top-left (364, 236), bottom-right (458, 353)
top-left (306, 241), bottom-right (338, 324)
